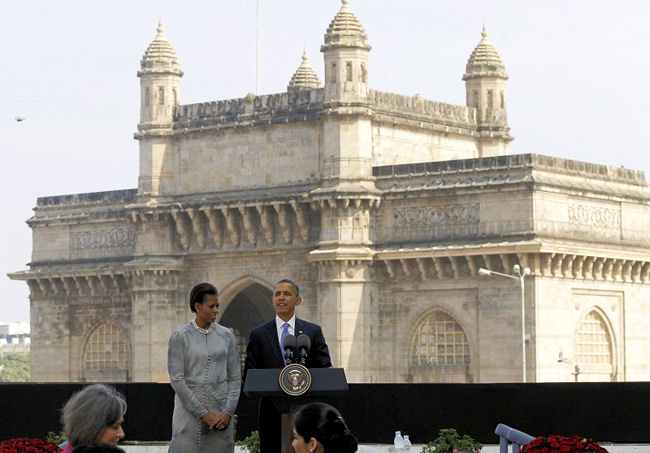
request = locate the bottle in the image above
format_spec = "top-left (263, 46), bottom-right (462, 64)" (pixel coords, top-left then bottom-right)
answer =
top-left (403, 435), bottom-right (412, 452)
top-left (394, 431), bottom-right (404, 450)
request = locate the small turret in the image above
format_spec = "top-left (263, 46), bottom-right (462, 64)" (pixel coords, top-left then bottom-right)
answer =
top-left (136, 22), bottom-right (183, 198)
top-left (288, 51), bottom-right (321, 91)
top-left (463, 28), bottom-right (508, 118)
top-left (320, 0), bottom-right (371, 102)
top-left (463, 27), bottom-right (511, 155)
top-left (137, 22), bottom-right (183, 126)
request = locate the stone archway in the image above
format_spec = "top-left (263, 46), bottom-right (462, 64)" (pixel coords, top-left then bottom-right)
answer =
top-left (219, 283), bottom-right (274, 370)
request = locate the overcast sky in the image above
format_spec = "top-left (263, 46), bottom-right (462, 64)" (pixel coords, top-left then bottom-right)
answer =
top-left (2, 0), bottom-right (649, 323)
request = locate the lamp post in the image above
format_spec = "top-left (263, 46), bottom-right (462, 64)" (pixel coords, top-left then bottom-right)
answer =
top-left (478, 264), bottom-right (531, 382)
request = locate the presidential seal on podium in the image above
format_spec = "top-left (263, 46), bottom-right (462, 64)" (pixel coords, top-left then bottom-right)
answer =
top-left (279, 363), bottom-right (312, 396)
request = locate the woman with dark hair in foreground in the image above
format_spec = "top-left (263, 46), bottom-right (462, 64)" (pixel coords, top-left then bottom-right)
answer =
top-left (293, 402), bottom-right (378, 453)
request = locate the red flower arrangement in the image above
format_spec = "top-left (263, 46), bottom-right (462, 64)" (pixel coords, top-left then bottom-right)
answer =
top-left (0, 438), bottom-right (61, 453)
top-left (522, 435), bottom-right (609, 453)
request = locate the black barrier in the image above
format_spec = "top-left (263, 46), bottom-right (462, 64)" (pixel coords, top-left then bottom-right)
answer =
top-left (1, 382), bottom-right (649, 444)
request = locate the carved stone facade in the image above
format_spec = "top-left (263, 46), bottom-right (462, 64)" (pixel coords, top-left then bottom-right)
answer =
top-left (10, 2), bottom-right (650, 383)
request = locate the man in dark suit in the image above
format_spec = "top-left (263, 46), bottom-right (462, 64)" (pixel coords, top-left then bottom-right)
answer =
top-left (244, 279), bottom-right (332, 453)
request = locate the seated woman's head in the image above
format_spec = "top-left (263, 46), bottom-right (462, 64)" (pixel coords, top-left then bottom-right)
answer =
top-left (292, 402), bottom-right (358, 453)
top-left (61, 384), bottom-right (127, 447)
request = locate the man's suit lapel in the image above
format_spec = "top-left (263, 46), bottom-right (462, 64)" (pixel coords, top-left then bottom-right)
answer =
top-left (263, 320), bottom-right (284, 366)
top-left (295, 318), bottom-right (310, 337)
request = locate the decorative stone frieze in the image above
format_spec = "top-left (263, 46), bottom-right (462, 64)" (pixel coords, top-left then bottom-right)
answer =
top-left (394, 203), bottom-right (479, 228)
top-left (70, 229), bottom-right (136, 250)
top-left (567, 204), bottom-right (621, 238)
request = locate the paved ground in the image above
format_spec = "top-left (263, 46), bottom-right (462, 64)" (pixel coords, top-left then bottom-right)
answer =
top-left (119, 442), bottom-right (650, 452)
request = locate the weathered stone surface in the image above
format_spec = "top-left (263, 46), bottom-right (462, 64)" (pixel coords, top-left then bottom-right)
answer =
top-left (9, 3), bottom-right (650, 384)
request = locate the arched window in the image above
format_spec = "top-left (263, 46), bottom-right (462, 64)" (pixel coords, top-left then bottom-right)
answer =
top-left (487, 90), bottom-right (494, 108)
top-left (346, 62), bottom-right (353, 82)
top-left (575, 310), bottom-right (614, 381)
top-left (361, 63), bottom-right (367, 83)
top-left (158, 86), bottom-right (165, 105)
top-left (472, 90), bottom-right (479, 107)
top-left (331, 63), bottom-right (337, 83)
top-left (144, 88), bottom-right (150, 107)
top-left (409, 310), bottom-right (471, 383)
top-left (83, 322), bottom-right (130, 382)
top-left (500, 91), bottom-right (505, 109)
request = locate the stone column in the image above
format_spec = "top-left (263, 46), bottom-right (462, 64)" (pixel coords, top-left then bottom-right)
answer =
top-left (314, 260), bottom-right (378, 383)
top-left (309, 199), bottom-right (380, 383)
top-left (129, 269), bottom-right (182, 382)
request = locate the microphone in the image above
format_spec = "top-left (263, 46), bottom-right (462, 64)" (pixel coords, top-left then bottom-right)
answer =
top-left (296, 334), bottom-right (311, 366)
top-left (282, 334), bottom-right (297, 365)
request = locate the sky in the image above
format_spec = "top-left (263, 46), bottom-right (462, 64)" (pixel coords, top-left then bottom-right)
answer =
top-left (1, 0), bottom-right (649, 323)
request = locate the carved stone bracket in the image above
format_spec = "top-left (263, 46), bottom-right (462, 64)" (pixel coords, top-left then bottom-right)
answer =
top-left (147, 200), bottom-right (315, 251)
top-left (273, 203), bottom-right (294, 244)
top-left (315, 259), bottom-right (374, 281)
top-left (222, 207), bottom-right (241, 247)
top-left (127, 268), bottom-right (180, 291)
top-left (290, 201), bottom-right (310, 242)
top-left (171, 209), bottom-right (191, 250)
top-left (239, 206), bottom-right (258, 247)
top-left (376, 252), bottom-right (650, 284)
top-left (203, 208), bottom-right (224, 248)
top-left (311, 197), bottom-right (381, 213)
top-left (25, 272), bottom-right (129, 298)
top-left (187, 208), bottom-right (207, 249)
top-left (256, 205), bottom-right (275, 245)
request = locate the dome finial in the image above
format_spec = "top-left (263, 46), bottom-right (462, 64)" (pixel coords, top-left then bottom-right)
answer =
top-left (463, 27), bottom-right (507, 81)
top-left (288, 50), bottom-right (320, 91)
top-left (139, 21), bottom-right (182, 75)
top-left (342, 0), bottom-right (349, 6)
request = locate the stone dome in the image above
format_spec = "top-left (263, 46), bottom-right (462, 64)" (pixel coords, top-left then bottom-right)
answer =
top-left (321, 0), bottom-right (371, 51)
top-left (139, 22), bottom-right (183, 75)
top-left (463, 28), bottom-right (507, 80)
top-left (288, 51), bottom-right (321, 90)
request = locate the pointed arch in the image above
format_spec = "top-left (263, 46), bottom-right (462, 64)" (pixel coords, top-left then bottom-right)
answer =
top-left (409, 308), bottom-right (471, 383)
top-left (218, 276), bottom-right (275, 374)
top-left (575, 308), bottom-right (615, 381)
top-left (82, 321), bottom-right (130, 382)
top-left (219, 275), bottom-right (273, 312)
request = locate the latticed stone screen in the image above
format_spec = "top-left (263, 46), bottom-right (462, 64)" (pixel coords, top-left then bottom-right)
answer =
top-left (576, 310), bottom-right (612, 365)
top-left (411, 311), bottom-right (470, 366)
top-left (83, 322), bottom-right (129, 371)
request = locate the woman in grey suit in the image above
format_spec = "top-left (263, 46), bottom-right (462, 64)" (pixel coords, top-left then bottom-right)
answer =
top-left (167, 283), bottom-right (241, 453)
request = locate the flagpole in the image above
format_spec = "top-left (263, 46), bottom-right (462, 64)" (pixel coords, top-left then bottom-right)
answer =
top-left (256, 0), bottom-right (260, 95)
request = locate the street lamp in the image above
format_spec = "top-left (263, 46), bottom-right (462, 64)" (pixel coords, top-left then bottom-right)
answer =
top-left (478, 264), bottom-right (531, 382)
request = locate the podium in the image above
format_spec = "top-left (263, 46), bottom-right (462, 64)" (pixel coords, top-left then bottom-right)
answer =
top-left (244, 367), bottom-right (348, 453)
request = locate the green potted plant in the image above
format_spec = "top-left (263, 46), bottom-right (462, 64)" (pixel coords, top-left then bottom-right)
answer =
top-left (421, 428), bottom-right (483, 453)
top-left (236, 430), bottom-right (260, 453)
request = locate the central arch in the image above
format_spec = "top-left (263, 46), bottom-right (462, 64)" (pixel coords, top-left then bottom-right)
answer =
top-left (219, 277), bottom-right (275, 371)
